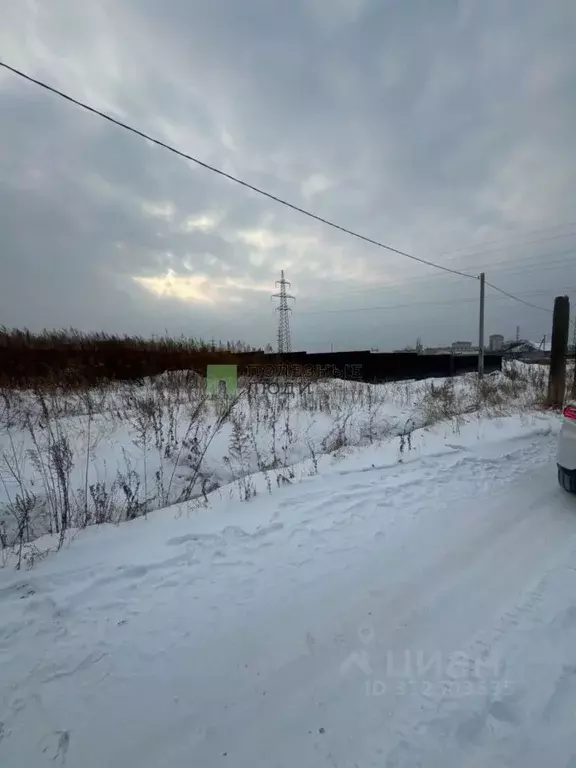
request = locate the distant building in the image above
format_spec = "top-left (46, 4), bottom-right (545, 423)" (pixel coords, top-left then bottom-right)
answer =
top-left (423, 343), bottom-right (482, 355)
top-left (489, 334), bottom-right (504, 352)
top-left (503, 340), bottom-right (551, 361)
top-left (451, 341), bottom-right (473, 354)
top-left (423, 346), bottom-right (452, 355)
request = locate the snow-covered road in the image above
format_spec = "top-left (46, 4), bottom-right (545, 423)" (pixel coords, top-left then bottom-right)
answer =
top-left (2, 414), bottom-right (576, 767)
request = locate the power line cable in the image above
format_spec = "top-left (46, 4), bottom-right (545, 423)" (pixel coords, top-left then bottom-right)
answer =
top-left (436, 245), bottom-right (576, 275)
top-left (296, 285), bottom-right (576, 316)
top-left (299, 298), bottom-right (479, 316)
top-left (467, 252), bottom-right (576, 277)
top-left (0, 60), bottom-right (477, 281)
top-left (342, 232), bottom-right (576, 292)
top-left (309, 242), bottom-right (576, 301)
top-left (432, 220), bottom-right (576, 256)
top-left (430, 229), bottom-right (576, 267)
top-left (298, 234), bottom-right (576, 307)
top-left (303, 250), bottom-right (576, 303)
top-left (5, 60), bottom-right (574, 328)
top-left (317, 228), bottom-right (576, 291)
top-left (484, 281), bottom-right (554, 313)
top-left (5, 60), bottom-right (576, 303)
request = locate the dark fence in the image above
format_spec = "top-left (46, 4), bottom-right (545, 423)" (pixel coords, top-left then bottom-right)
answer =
top-left (0, 343), bottom-right (501, 388)
top-left (236, 351), bottom-right (501, 383)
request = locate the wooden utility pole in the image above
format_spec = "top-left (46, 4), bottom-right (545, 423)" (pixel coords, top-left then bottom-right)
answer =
top-left (547, 295), bottom-right (570, 409)
top-left (478, 273), bottom-right (485, 378)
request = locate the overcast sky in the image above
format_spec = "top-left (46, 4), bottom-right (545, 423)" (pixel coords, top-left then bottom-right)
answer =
top-left (1, 0), bottom-right (575, 352)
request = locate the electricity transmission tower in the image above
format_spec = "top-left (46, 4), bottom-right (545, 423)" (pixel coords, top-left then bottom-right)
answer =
top-left (272, 270), bottom-right (295, 353)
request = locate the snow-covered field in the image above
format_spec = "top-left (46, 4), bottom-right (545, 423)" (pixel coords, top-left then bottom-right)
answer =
top-left (2, 410), bottom-right (576, 767)
top-left (4, 363), bottom-right (576, 767)
top-left (0, 363), bottom-right (549, 557)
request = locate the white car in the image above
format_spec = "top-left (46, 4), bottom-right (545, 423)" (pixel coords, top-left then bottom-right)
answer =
top-left (558, 403), bottom-right (576, 493)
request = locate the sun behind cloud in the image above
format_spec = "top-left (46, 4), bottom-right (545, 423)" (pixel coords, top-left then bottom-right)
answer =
top-left (134, 270), bottom-right (214, 303)
top-left (134, 269), bottom-right (274, 305)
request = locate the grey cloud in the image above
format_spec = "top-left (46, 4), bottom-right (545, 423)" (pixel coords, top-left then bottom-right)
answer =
top-left (0, 0), bottom-right (575, 350)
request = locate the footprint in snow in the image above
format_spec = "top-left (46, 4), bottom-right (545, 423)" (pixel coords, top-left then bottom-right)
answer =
top-left (39, 730), bottom-right (70, 765)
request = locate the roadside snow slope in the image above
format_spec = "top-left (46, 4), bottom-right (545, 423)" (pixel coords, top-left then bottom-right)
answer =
top-left (2, 412), bottom-right (576, 767)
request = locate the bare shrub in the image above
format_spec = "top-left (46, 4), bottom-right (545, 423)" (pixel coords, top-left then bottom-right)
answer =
top-left (321, 412), bottom-right (352, 455)
top-left (416, 379), bottom-right (461, 426)
top-left (224, 411), bottom-right (256, 501)
top-left (26, 388), bottom-right (75, 542)
top-left (2, 356), bottom-right (569, 568)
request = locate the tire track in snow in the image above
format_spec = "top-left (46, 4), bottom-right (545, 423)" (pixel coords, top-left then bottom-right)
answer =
top-left (0, 425), bottom-right (565, 768)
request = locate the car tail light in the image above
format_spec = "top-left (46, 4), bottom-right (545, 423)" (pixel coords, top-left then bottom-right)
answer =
top-left (564, 405), bottom-right (576, 420)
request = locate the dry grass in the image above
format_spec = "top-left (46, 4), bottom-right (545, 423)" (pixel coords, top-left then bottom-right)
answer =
top-left (0, 326), bottom-right (263, 390)
top-left (0, 326), bottom-right (257, 352)
top-left (0, 359), bottom-right (569, 569)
